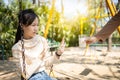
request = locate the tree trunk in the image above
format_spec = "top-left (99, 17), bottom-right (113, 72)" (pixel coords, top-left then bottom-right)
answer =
top-left (38, 0), bottom-right (40, 6)
top-left (33, 0), bottom-right (36, 4)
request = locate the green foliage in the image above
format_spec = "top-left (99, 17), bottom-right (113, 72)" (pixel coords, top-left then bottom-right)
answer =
top-left (0, 0), bottom-right (34, 59)
top-left (0, 0), bottom-right (17, 59)
top-left (0, 30), bottom-right (15, 58)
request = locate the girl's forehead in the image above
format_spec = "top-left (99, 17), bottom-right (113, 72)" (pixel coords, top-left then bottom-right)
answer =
top-left (32, 18), bottom-right (38, 23)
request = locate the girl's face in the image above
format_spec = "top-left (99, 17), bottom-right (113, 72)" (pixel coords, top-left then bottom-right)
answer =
top-left (22, 17), bottom-right (38, 39)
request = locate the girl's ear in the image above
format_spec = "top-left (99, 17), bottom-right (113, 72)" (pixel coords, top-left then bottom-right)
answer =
top-left (20, 23), bottom-right (24, 31)
top-left (20, 23), bottom-right (24, 29)
top-left (20, 23), bottom-right (23, 27)
top-left (20, 23), bottom-right (22, 26)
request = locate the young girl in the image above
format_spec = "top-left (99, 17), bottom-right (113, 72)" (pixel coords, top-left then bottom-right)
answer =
top-left (12, 9), bottom-right (65, 80)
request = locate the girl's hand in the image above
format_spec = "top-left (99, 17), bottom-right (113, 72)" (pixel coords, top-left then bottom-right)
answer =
top-left (56, 37), bottom-right (65, 56)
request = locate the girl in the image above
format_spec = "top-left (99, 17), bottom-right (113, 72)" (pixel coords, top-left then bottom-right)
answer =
top-left (12, 9), bottom-right (65, 80)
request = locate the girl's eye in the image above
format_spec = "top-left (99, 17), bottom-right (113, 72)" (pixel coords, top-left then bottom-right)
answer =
top-left (32, 25), bottom-right (35, 26)
top-left (31, 24), bottom-right (38, 26)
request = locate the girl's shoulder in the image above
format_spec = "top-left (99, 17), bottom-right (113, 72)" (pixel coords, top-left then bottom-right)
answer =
top-left (36, 35), bottom-right (47, 42)
top-left (12, 41), bottom-right (21, 51)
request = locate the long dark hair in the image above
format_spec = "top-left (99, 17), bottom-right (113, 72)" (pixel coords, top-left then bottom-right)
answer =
top-left (14, 9), bottom-right (38, 44)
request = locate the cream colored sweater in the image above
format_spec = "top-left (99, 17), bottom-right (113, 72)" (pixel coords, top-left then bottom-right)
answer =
top-left (12, 35), bottom-right (59, 79)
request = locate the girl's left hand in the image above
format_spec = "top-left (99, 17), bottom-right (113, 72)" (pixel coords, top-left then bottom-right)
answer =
top-left (57, 37), bottom-right (65, 56)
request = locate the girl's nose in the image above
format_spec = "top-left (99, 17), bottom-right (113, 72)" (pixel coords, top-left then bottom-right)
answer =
top-left (34, 26), bottom-right (38, 32)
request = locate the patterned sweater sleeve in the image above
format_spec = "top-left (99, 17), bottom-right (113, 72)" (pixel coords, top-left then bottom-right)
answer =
top-left (12, 43), bottom-right (21, 59)
top-left (42, 37), bottom-right (59, 67)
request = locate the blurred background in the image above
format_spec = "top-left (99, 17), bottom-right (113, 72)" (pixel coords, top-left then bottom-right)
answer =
top-left (0, 0), bottom-right (120, 59)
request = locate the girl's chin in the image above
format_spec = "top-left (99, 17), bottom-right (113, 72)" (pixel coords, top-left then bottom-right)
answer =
top-left (29, 34), bottom-right (36, 38)
top-left (34, 33), bottom-right (37, 36)
top-left (31, 33), bottom-right (37, 37)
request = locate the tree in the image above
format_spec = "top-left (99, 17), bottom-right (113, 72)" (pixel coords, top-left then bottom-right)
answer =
top-left (33, 0), bottom-right (36, 4)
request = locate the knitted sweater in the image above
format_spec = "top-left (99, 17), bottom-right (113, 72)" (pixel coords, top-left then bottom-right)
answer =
top-left (12, 35), bottom-right (59, 79)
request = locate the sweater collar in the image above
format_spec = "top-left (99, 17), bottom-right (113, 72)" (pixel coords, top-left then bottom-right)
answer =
top-left (19, 35), bottom-right (40, 48)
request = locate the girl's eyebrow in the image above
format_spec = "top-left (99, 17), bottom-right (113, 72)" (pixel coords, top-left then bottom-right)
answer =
top-left (32, 22), bottom-right (37, 24)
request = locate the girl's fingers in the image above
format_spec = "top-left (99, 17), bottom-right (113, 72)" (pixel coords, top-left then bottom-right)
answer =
top-left (58, 37), bottom-right (66, 54)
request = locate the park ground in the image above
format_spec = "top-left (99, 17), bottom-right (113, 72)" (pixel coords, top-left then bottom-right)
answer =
top-left (0, 47), bottom-right (120, 80)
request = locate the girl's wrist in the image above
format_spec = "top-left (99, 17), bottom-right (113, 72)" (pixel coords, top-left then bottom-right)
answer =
top-left (55, 51), bottom-right (61, 56)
